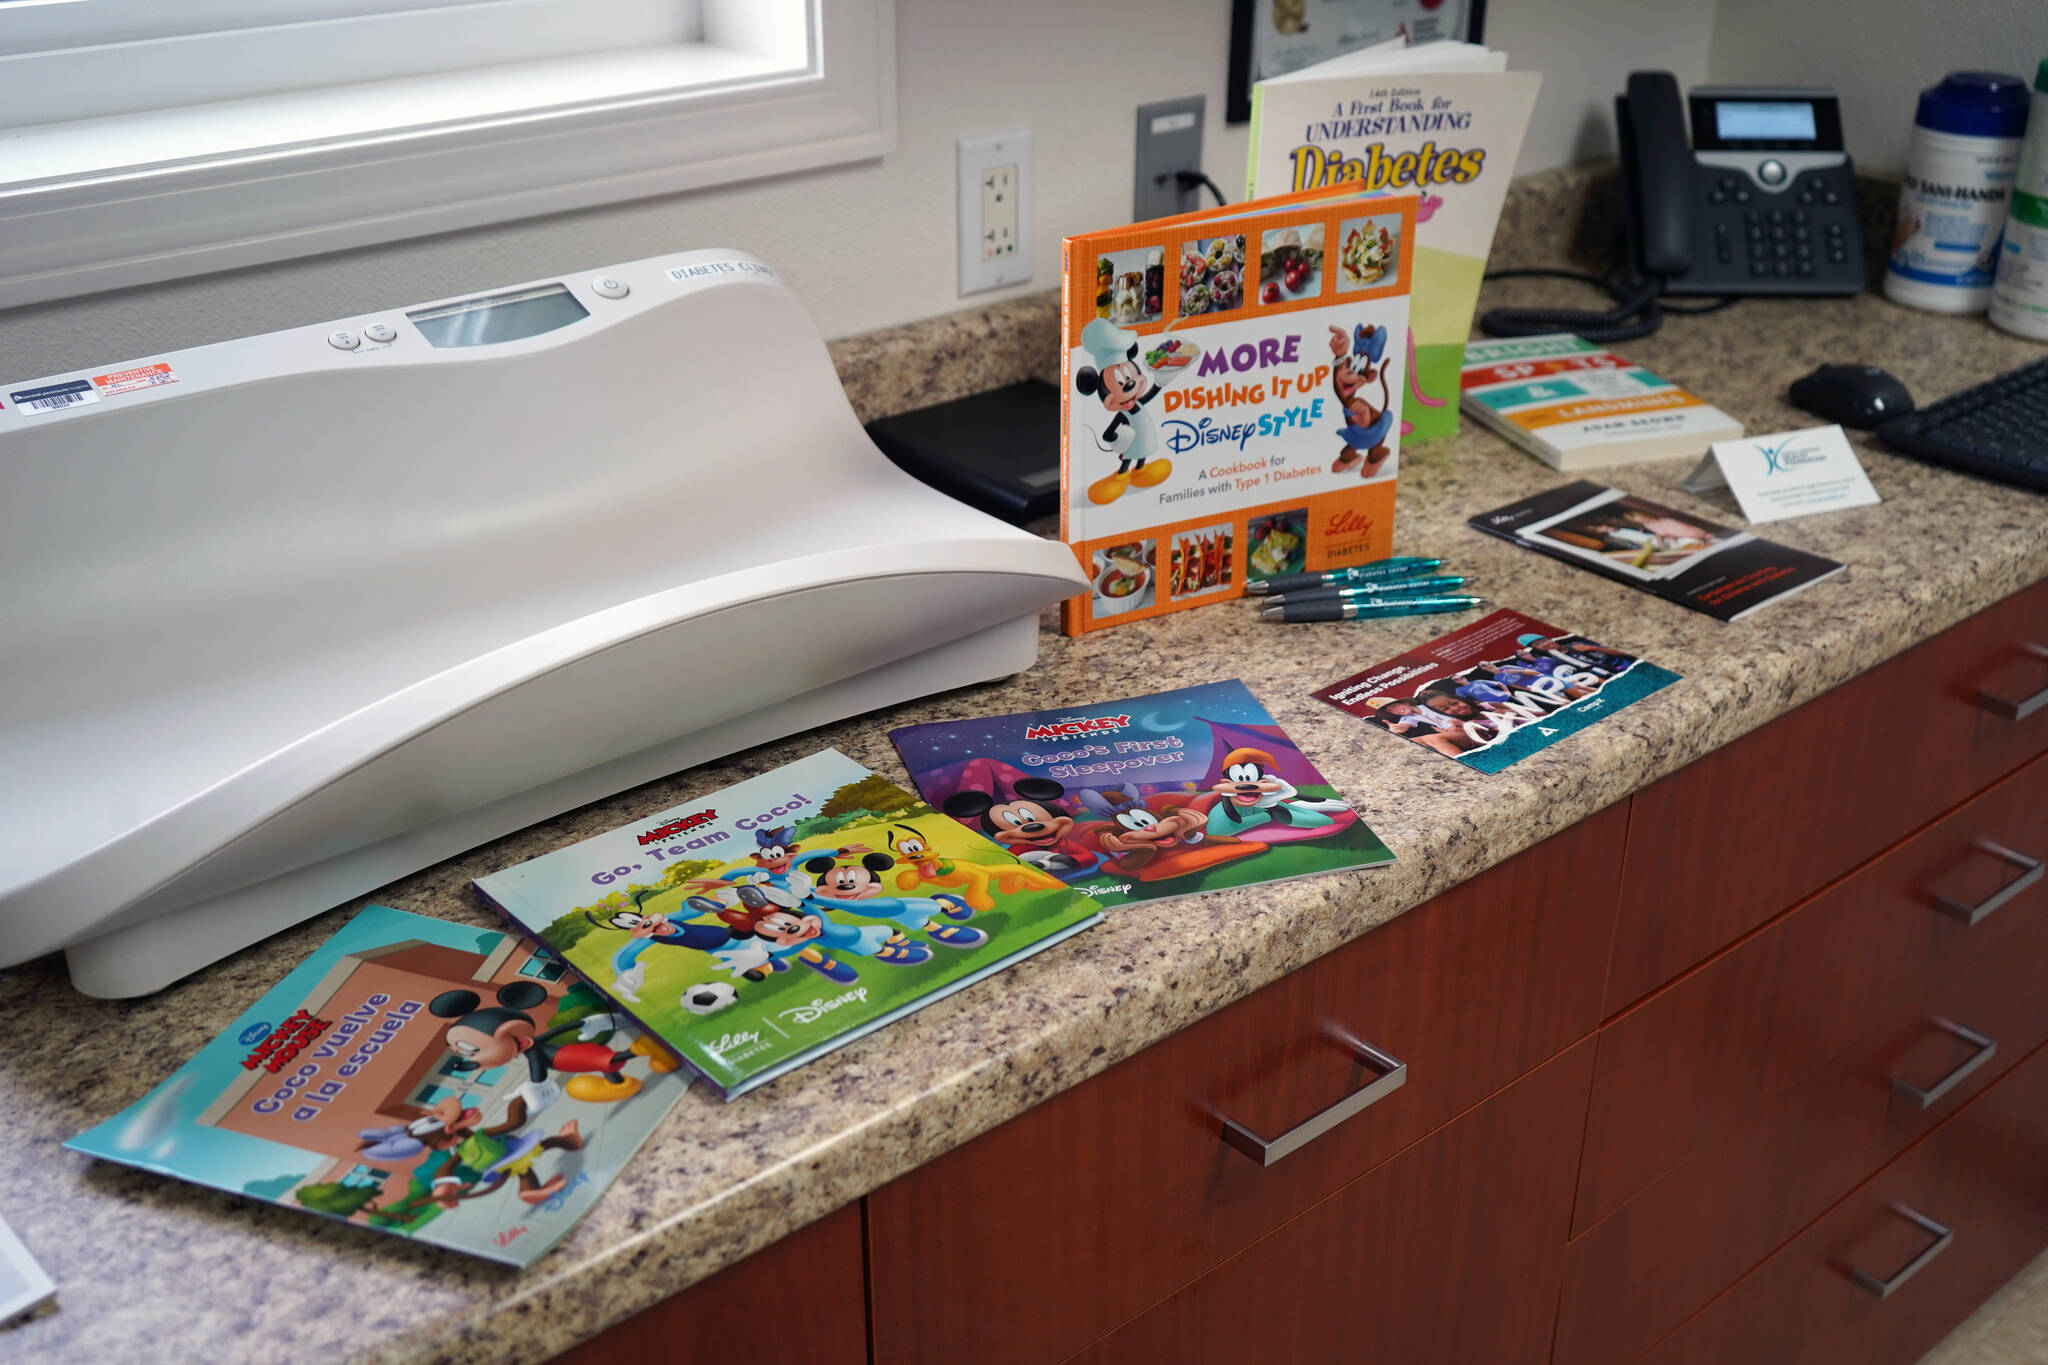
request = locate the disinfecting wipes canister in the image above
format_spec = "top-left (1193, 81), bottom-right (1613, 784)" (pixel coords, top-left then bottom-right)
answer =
top-left (1990, 61), bottom-right (2048, 338)
top-left (1887, 72), bottom-right (2029, 314)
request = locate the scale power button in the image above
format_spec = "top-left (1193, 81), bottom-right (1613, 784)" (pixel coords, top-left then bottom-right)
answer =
top-left (590, 276), bottom-right (630, 299)
top-left (363, 322), bottom-right (398, 344)
top-left (326, 330), bottom-right (360, 350)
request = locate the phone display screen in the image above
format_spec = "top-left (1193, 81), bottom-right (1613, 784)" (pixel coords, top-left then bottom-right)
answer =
top-left (1713, 101), bottom-right (1817, 143)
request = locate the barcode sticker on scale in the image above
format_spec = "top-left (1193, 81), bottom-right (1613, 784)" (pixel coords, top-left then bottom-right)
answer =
top-left (7, 379), bottom-right (100, 415)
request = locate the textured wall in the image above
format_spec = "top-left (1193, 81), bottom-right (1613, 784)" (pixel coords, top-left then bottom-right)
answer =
top-left (0, 0), bottom-right (1715, 377)
top-left (1708, 0), bottom-right (2048, 173)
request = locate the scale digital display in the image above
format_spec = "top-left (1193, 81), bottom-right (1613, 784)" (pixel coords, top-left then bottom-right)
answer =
top-left (1714, 101), bottom-right (1817, 143)
top-left (407, 283), bottom-right (588, 348)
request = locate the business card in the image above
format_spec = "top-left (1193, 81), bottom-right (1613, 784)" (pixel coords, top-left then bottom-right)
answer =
top-left (1683, 424), bottom-right (1880, 525)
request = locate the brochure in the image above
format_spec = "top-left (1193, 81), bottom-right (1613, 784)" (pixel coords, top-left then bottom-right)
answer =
top-left (1469, 481), bottom-right (1843, 621)
top-left (66, 906), bottom-right (690, 1269)
top-left (473, 750), bottom-right (1101, 1100)
top-left (1313, 609), bottom-right (1680, 773)
top-left (1061, 183), bottom-right (1419, 634)
top-left (1460, 333), bottom-right (1744, 470)
top-left (1248, 41), bottom-right (1542, 440)
top-left (889, 679), bottom-right (1395, 909)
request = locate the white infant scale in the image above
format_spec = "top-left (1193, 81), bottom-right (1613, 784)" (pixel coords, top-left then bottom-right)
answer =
top-left (0, 250), bottom-right (1087, 996)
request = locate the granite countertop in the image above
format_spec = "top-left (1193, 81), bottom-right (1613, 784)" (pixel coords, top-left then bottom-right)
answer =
top-left (4, 171), bottom-right (2047, 1365)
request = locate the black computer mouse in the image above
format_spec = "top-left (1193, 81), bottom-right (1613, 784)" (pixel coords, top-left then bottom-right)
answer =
top-left (1788, 364), bottom-right (1915, 430)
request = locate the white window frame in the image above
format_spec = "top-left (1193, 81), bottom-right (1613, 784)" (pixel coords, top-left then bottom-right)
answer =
top-left (0, 0), bottom-right (895, 310)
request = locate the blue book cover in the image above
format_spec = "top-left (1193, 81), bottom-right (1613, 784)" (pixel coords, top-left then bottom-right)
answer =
top-left (67, 905), bottom-right (691, 1268)
top-left (472, 750), bottom-right (1102, 1100)
top-left (889, 678), bottom-right (1395, 909)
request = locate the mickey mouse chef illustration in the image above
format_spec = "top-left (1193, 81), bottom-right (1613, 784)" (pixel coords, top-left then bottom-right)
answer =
top-left (1074, 317), bottom-right (1174, 506)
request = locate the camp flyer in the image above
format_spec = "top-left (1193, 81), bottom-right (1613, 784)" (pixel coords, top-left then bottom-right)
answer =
top-left (472, 751), bottom-right (1100, 1100)
top-left (66, 906), bottom-right (690, 1268)
top-left (1312, 609), bottom-right (1680, 773)
top-left (1060, 183), bottom-right (1418, 634)
top-left (889, 679), bottom-right (1394, 908)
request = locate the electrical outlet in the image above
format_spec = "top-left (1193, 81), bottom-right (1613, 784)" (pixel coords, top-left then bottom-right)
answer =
top-left (958, 129), bottom-right (1033, 296)
top-left (1133, 95), bottom-right (1205, 222)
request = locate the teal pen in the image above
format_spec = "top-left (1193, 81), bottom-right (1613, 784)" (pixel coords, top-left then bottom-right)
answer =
top-left (1268, 575), bottom-right (1470, 607)
top-left (1260, 595), bottom-right (1484, 623)
top-left (1243, 557), bottom-right (1445, 596)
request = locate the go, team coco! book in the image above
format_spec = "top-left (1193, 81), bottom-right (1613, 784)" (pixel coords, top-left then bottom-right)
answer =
top-left (472, 750), bottom-right (1100, 1100)
top-left (1060, 182), bottom-right (1418, 634)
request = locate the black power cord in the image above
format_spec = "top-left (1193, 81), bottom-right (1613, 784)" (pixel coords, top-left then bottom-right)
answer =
top-left (1173, 168), bottom-right (1230, 207)
top-left (1478, 265), bottom-right (1739, 343)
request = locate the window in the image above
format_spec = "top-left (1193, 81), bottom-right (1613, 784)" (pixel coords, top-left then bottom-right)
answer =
top-left (0, 0), bottom-right (895, 308)
top-left (342, 1164), bottom-right (391, 1188)
top-left (518, 953), bottom-right (569, 982)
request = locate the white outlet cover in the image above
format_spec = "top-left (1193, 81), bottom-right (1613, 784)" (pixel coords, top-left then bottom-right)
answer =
top-left (958, 129), bottom-right (1033, 296)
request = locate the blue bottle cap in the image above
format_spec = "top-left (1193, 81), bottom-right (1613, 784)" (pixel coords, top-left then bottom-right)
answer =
top-left (1918, 71), bottom-right (2031, 138)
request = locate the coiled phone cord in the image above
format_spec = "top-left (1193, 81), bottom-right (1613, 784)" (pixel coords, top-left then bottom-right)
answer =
top-left (1477, 266), bottom-right (1738, 343)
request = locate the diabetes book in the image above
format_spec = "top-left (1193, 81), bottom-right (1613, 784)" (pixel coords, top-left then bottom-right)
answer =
top-left (1470, 481), bottom-right (1842, 621)
top-left (1061, 183), bottom-right (1418, 635)
top-left (66, 905), bottom-right (690, 1268)
top-left (472, 750), bottom-right (1100, 1100)
top-left (1246, 38), bottom-right (1541, 442)
top-left (889, 679), bottom-right (1394, 910)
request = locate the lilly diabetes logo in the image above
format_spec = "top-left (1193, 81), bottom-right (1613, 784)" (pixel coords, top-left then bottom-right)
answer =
top-left (1025, 713), bottom-right (1133, 741)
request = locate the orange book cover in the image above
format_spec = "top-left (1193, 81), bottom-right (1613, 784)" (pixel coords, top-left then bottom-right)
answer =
top-left (1059, 182), bottom-right (1418, 635)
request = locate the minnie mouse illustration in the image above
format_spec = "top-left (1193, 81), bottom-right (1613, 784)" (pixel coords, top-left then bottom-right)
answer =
top-left (942, 777), bottom-right (1102, 879)
top-left (1327, 322), bottom-right (1395, 477)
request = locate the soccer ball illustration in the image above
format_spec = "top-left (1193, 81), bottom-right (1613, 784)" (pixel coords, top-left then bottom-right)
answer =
top-left (683, 981), bottom-right (738, 1015)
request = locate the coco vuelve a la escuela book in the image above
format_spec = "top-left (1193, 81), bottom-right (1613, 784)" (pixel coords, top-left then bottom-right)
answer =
top-left (1247, 39), bottom-right (1542, 441)
top-left (67, 905), bottom-right (691, 1268)
top-left (472, 750), bottom-right (1101, 1100)
top-left (1060, 181), bottom-right (1418, 635)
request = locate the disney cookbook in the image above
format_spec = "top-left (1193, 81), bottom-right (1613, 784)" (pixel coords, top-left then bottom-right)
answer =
top-left (1061, 183), bottom-right (1418, 634)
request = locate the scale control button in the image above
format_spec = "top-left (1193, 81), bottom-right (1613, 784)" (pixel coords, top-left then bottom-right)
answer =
top-left (591, 275), bottom-right (630, 299)
top-left (363, 321), bottom-right (397, 344)
top-left (327, 330), bottom-right (360, 350)
top-left (1758, 159), bottom-right (1788, 186)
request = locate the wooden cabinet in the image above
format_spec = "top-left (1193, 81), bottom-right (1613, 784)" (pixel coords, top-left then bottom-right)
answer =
top-left (1558, 828), bottom-right (2048, 1365)
top-left (1606, 576), bottom-right (2048, 1012)
top-left (1639, 1040), bottom-right (2048, 1365)
top-left (1576, 748), bottom-right (2048, 1234)
top-left (1066, 1040), bottom-right (1597, 1365)
top-left (554, 1204), bottom-right (865, 1365)
top-left (864, 803), bottom-right (1625, 1365)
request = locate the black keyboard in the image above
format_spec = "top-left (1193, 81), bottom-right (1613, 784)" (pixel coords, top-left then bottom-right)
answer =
top-left (1877, 357), bottom-right (2048, 492)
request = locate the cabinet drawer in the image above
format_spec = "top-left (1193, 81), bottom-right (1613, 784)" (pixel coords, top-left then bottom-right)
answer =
top-left (1609, 576), bottom-right (2048, 1011)
top-left (1639, 1039), bottom-right (2048, 1365)
top-left (1066, 1039), bottom-right (1596, 1365)
top-left (1558, 887), bottom-right (2048, 1365)
top-left (553, 1203), bottom-right (865, 1365)
top-left (1577, 748), bottom-right (2048, 1233)
top-left (865, 803), bottom-right (1625, 1365)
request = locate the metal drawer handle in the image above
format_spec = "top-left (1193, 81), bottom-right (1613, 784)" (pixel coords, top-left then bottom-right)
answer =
top-left (1934, 840), bottom-right (2044, 925)
top-left (1219, 1031), bottom-right (1406, 1168)
top-left (1890, 1018), bottom-right (1997, 1109)
top-left (1977, 642), bottom-right (2048, 721)
top-left (1848, 1203), bottom-right (1953, 1299)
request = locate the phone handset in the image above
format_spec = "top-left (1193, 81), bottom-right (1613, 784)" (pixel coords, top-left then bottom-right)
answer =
top-left (1619, 70), bottom-right (1694, 281)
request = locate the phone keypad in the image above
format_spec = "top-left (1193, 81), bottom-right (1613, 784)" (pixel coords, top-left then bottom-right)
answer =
top-left (1688, 163), bottom-right (1861, 295)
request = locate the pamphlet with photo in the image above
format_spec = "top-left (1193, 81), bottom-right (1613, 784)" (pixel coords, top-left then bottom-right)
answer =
top-left (1313, 609), bottom-right (1680, 773)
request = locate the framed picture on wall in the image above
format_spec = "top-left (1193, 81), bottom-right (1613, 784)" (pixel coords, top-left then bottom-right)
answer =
top-left (1226, 0), bottom-right (1487, 123)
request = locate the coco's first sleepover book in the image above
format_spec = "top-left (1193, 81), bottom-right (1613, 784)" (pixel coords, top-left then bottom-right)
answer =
top-left (67, 905), bottom-right (690, 1268)
top-left (1061, 183), bottom-right (1418, 635)
top-left (1247, 40), bottom-right (1541, 440)
top-left (473, 750), bottom-right (1100, 1100)
top-left (1469, 481), bottom-right (1842, 621)
top-left (890, 679), bottom-right (1394, 911)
